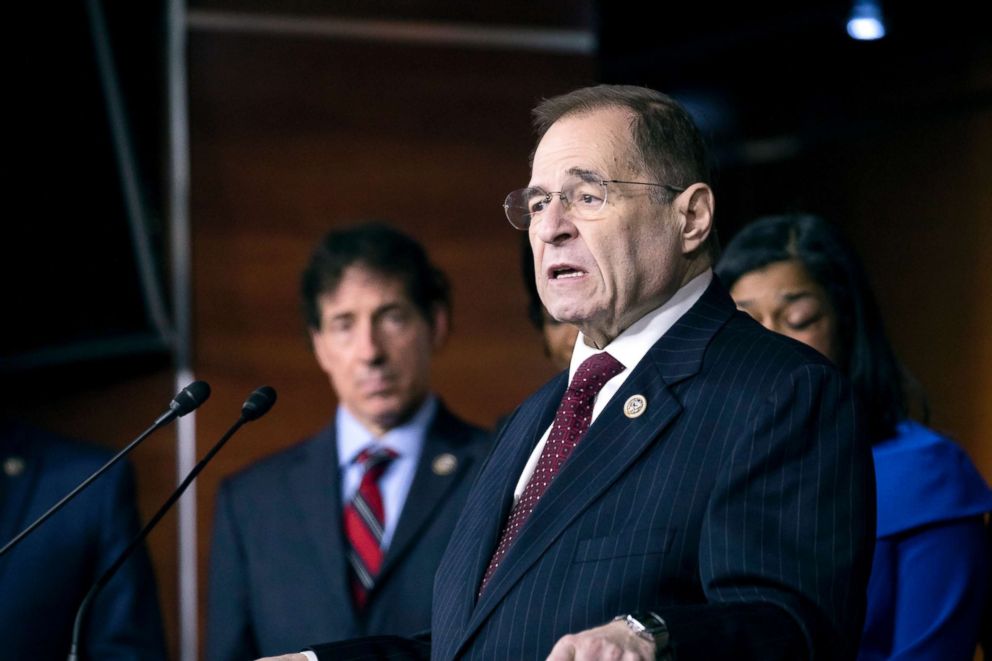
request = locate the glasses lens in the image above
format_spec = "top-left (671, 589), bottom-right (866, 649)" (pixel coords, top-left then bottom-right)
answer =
top-left (562, 177), bottom-right (607, 218)
top-left (504, 188), bottom-right (544, 230)
top-left (503, 176), bottom-right (608, 230)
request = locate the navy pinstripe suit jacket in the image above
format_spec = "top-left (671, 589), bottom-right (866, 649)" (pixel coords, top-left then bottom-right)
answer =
top-left (429, 277), bottom-right (874, 660)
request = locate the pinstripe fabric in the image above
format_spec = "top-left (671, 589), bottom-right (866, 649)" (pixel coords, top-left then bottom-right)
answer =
top-left (478, 352), bottom-right (624, 597)
top-left (430, 278), bottom-right (874, 661)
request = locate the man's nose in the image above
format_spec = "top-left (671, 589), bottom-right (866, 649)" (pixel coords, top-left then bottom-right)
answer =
top-left (533, 195), bottom-right (577, 245)
top-left (354, 321), bottom-right (385, 362)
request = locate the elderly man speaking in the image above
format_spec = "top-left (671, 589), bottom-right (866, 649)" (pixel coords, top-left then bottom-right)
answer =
top-left (264, 84), bottom-right (874, 661)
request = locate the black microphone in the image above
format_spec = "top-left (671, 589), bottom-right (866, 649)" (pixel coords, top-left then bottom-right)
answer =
top-left (154, 379), bottom-right (212, 425)
top-left (0, 381), bottom-right (211, 557)
top-left (241, 385), bottom-right (277, 421)
top-left (67, 386), bottom-right (277, 661)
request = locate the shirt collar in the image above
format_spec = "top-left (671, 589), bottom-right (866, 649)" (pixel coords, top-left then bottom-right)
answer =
top-left (570, 270), bottom-right (712, 377)
top-left (337, 395), bottom-right (438, 468)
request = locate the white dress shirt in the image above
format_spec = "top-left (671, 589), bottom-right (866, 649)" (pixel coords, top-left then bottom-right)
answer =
top-left (336, 395), bottom-right (435, 550)
top-left (513, 270), bottom-right (712, 501)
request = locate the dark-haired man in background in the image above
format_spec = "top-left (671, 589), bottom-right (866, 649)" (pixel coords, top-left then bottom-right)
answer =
top-left (208, 223), bottom-right (489, 660)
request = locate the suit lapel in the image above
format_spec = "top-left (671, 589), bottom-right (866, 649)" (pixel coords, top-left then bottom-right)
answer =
top-left (378, 405), bottom-right (475, 580)
top-left (441, 377), bottom-right (564, 640)
top-left (286, 424), bottom-right (358, 627)
top-left (458, 278), bottom-right (737, 649)
top-left (469, 361), bottom-right (682, 631)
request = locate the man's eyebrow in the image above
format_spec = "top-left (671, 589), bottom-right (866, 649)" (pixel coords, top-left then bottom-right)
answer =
top-left (568, 167), bottom-right (604, 182)
top-left (529, 167), bottom-right (604, 190)
top-left (373, 301), bottom-right (407, 315)
top-left (324, 301), bottom-right (409, 324)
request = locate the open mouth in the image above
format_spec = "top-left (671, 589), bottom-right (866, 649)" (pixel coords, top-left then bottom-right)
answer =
top-left (550, 265), bottom-right (586, 280)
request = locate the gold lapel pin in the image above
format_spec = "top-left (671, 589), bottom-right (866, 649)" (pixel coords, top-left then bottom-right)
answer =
top-left (623, 395), bottom-right (647, 419)
top-left (432, 453), bottom-right (457, 476)
top-left (3, 456), bottom-right (26, 478)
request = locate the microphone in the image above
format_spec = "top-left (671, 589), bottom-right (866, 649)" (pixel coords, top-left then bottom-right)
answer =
top-left (154, 379), bottom-right (212, 425)
top-left (241, 385), bottom-right (277, 421)
top-left (67, 386), bottom-right (277, 661)
top-left (0, 380), bottom-right (211, 557)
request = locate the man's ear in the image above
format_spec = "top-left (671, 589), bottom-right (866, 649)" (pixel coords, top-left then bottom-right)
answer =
top-left (431, 305), bottom-right (451, 350)
top-left (675, 183), bottom-right (715, 255)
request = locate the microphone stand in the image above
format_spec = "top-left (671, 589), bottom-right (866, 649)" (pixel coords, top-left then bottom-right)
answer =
top-left (67, 386), bottom-right (275, 661)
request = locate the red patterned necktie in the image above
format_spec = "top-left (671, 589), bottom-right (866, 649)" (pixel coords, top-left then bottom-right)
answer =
top-left (343, 446), bottom-right (397, 609)
top-left (478, 351), bottom-right (625, 597)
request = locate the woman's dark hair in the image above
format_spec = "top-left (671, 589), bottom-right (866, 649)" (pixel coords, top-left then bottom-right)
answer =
top-left (715, 213), bottom-right (919, 444)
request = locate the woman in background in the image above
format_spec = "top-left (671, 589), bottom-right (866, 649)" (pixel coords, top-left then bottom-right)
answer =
top-left (716, 213), bottom-right (992, 660)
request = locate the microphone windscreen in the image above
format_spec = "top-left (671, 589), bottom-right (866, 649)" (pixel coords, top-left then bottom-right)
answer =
top-left (242, 386), bottom-right (277, 421)
top-left (171, 381), bottom-right (212, 416)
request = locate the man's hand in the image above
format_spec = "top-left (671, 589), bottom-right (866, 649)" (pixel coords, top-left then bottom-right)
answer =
top-left (546, 620), bottom-right (655, 660)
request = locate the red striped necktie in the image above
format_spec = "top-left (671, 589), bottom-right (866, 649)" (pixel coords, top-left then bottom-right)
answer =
top-left (343, 446), bottom-right (397, 609)
top-left (478, 351), bottom-right (624, 597)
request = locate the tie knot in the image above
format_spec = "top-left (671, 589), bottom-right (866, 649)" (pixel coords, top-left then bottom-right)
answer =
top-left (356, 447), bottom-right (397, 476)
top-left (568, 352), bottom-right (625, 397)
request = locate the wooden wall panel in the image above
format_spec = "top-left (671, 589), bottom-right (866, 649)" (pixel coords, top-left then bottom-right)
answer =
top-left (837, 109), bottom-right (992, 481)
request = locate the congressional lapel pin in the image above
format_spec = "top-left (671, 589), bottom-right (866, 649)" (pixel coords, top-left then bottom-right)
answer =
top-left (432, 453), bottom-right (457, 476)
top-left (623, 395), bottom-right (647, 419)
top-left (3, 456), bottom-right (26, 477)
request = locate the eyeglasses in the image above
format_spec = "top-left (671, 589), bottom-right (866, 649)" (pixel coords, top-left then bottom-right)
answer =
top-left (503, 174), bottom-right (685, 230)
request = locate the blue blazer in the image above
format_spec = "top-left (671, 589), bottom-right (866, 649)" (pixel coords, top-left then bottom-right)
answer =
top-left (428, 278), bottom-right (874, 660)
top-left (859, 421), bottom-right (992, 660)
top-left (207, 403), bottom-right (489, 660)
top-left (0, 420), bottom-right (167, 661)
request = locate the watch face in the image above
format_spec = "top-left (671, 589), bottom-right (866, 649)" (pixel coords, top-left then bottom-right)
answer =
top-left (627, 616), bottom-right (648, 635)
top-left (627, 612), bottom-right (669, 647)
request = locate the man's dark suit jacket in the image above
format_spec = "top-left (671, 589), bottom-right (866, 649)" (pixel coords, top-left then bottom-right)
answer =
top-left (313, 278), bottom-right (875, 660)
top-left (0, 420), bottom-right (168, 660)
top-left (208, 402), bottom-right (489, 660)
top-left (432, 279), bottom-right (874, 660)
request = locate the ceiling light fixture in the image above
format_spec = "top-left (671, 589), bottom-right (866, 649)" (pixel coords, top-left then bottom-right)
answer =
top-left (847, 0), bottom-right (887, 40)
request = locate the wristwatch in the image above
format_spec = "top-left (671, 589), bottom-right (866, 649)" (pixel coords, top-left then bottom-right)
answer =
top-left (614, 611), bottom-right (672, 659)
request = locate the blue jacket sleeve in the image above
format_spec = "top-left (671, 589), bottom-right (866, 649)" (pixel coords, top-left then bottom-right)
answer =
top-left (867, 517), bottom-right (990, 660)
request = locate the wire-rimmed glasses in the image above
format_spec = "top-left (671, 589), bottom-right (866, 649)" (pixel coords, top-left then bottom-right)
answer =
top-left (503, 174), bottom-right (685, 230)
